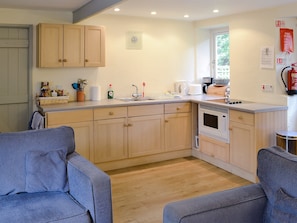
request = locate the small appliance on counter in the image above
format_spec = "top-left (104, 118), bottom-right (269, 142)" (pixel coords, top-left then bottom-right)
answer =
top-left (202, 77), bottom-right (213, 93)
top-left (188, 84), bottom-right (202, 95)
top-left (174, 80), bottom-right (188, 96)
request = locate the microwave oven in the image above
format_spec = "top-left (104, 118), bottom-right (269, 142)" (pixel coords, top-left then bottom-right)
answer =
top-left (199, 104), bottom-right (229, 143)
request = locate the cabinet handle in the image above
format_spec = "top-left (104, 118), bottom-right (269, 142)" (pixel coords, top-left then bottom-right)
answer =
top-left (165, 120), bottom-right (169, 123)
top-left (85, 59), bottom-right (89, 62)
top-left (176, 107), bottom-right (181, 111)
top-left (128, 123), bottom-right (133, 127)
top-left (58, 59), bottom-right (62, 62)
top-left (238, 116), bottom-right (243, 120)
top-left (109, 111), bottom-right (114, 116)
top-left (63, 59), bottom-right (67, 62)
top-left (229, 127), bottom-right (232, 131)
top-left (124, 124), bottom-right (129, 127)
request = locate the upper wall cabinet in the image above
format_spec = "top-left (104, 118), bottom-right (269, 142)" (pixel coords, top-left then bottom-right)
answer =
top-left (37, 23), bottom-right (105, 68)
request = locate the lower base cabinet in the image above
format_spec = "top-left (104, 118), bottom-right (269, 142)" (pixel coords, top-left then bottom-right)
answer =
top-left (46, 109), bottom-right (94, 161)
top-left (44, 102), bottom-right (192, 170)
top-left (199, 134), bottom-right (230, 162)
top-left (94, 118), bottom-right (128, 163)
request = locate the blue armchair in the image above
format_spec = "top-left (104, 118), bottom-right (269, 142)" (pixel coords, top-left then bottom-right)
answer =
top-left (163, 146), bottom-right (297, 223)
top-left (0, 126), bottom-right (113, 223)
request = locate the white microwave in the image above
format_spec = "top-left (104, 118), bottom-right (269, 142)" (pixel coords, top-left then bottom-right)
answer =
top-left (199, 104), bottom-right (229, 143)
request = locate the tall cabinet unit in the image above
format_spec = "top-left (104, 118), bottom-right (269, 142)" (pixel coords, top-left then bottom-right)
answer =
top-left (37, 23), bottom-right (105, 68)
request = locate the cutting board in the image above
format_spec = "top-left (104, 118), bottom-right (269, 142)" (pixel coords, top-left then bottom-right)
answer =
top-left (207, 84), bottom-right (228, 96)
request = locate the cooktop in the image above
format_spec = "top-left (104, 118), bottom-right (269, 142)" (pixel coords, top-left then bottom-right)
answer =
top-left (208, 98), bottom-right (243, 105)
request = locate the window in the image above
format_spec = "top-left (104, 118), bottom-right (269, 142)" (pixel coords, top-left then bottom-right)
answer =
top-left (210, 28), bottom-right (230, 79)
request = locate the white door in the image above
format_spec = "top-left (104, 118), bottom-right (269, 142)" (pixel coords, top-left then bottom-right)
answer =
top-left (0, 26), bottom-right (32, 132)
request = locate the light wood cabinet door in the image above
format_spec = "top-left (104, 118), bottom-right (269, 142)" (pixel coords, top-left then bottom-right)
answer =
top-left (229, 110), bottom-right (255, 173)
top-left (46, 109), bottom-right (94, 161)
top-left (37, 23), bottom-right (63, 68)
top-left (128, 114), bottom-right (164, 157)
top-left (164, 113), bottom-right (192, 151)
top-left (200, 134), bottom-right (230, 162)
top-left (94, 118), bottom-right (128, 163)
top-left (48, 121), bottom-right (94, 162)
top-left (85, 26), bottom-right (105, 67)
top-left (63, 25), bottom-right (84, 67)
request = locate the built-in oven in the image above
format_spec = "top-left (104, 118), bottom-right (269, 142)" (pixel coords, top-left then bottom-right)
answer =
top-left (199, 104), bottom-right (229, 143)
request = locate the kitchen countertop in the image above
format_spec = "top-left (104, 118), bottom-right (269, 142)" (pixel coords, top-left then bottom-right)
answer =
top-left (38, 94), bottom-right (287, 114)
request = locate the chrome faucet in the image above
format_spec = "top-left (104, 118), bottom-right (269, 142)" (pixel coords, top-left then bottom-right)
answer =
top-left (132, 84), bottom-right (142, 99)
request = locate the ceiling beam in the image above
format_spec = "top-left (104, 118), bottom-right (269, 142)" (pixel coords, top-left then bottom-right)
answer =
top-left (73, 0), bottom-right (123, 23)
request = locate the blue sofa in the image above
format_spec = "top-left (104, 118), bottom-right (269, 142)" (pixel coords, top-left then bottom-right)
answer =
top-left (163, 146), bottom-right (297, 223)
top-left (0, 126), bottom-right (113, 223)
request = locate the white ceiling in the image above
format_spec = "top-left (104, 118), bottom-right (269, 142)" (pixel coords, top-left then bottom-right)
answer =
top-left (1, 0), bottom-right (297, 21)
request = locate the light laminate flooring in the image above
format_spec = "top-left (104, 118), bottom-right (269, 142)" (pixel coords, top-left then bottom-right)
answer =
top-left (107, 157), bottom-right (251, 223)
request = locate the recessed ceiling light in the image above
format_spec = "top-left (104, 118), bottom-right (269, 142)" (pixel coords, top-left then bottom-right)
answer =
top-left (213, 9), bottom-right (219, 13)
top-left (114, 8), bottom-right (120, 12)
top-left (184, 14), bottom-right (189, 18)
top-left (151, 11), bottom-right (157, 15)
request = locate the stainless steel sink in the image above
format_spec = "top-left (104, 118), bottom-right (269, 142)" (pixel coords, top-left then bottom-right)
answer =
top-left (116, 97), bottom-right (155, 102)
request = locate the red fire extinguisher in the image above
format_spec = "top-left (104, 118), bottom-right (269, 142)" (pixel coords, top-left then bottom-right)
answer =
top-left (281, 62), bottom-right (297, 95)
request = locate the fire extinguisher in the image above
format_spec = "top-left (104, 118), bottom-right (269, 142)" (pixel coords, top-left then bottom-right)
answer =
top-left (281, 62), bottom-right (297, 95)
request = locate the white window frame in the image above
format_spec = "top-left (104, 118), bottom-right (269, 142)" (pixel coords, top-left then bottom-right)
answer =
top-left (210, 27), bottom-right (230, 79)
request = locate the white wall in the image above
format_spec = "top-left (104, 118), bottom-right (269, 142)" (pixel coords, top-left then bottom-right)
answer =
top-left (0, 9), bottom-right (195, 102)
top-left (79, 15), bottom-right (195, 99)
top-left (194, 3), bottom-right (297, 131)
top-left (1, 3), bottom-right (297, 130)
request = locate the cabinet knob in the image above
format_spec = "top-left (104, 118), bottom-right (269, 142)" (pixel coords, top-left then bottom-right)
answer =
top-left (124, 124), bottom-right (129, 127)
top-left (109, 111), bottom-right (114, 116)
top-left (165, 120), bottom-right (169, 123)
top-left (238, 116), bottom-right (243, 120)
top-left (128, 123), bottom-right (133, 127)
top-left (58, 59), bottom-right (62, 62)
top-left (176, 107), bottom-right (181, 110)
top-left (63, 59), bottom-right (67, 62)
top-left (85, 59), bottom-right (89, 62)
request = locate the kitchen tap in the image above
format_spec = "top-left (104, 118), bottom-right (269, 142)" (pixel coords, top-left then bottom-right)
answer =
top-left (132, 84), bottom-right (142, 99)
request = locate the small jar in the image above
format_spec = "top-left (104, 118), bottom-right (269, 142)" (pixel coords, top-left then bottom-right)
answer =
top-left (77, 90), bottom-right (85, 102)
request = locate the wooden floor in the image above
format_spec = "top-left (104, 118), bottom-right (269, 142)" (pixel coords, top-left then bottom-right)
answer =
top-left (107, 157), bottom-right (251, 223)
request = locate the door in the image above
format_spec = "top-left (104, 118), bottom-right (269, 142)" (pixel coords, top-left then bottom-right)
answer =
top-left (0, 26), bottom-right (32, 132)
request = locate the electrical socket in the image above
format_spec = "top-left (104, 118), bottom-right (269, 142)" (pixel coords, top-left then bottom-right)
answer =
top-left (262, 84), bottom-right (273, 92)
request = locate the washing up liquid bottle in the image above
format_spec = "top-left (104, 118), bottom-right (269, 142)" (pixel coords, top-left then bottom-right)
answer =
top-left (107, 84), bottom-right (114, 99)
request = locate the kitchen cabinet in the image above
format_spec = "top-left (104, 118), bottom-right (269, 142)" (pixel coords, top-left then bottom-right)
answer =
top-left (84, 26), bottom-right (105, 67)
top-left (199, 134), bottom-right (230, 162)
top-left (229, 110), bottom-right (255, 173)
top-left (46, 109), bottom-right (94, 161)
top-left (37, 23), bottom-right (105, 68)
top-left (93, 107), bottom-right (128, 163)
top-left (229, 109), bottom-right (287, 181)
top-left (128, 104), bottom-right (164, 157)
top-left (164, 102), bottom-right (192, 151)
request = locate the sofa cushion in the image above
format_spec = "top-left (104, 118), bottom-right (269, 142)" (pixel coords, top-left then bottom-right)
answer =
top-left (0, 126), bottom-right (75, 196)
top-left (257, 146), bottom-right (297, 223)
top-left (270, 188), bottom-right (297, 223)
top-left (26, 149), bottom-right (69, 193)
top-left (0, 191), bottom-right (92, 223)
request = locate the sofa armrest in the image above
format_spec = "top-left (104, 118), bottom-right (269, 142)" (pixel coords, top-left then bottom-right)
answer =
top-left (67, 152), bottom-right (112, 223)
top-left (163, 184), bottom-right (267, 223)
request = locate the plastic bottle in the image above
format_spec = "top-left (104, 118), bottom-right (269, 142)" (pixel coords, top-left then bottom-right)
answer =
top-left (107, 84), bottom-right (114, 99)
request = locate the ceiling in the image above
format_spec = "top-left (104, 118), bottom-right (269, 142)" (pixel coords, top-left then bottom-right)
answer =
top-left (0, 0), bottom-right (297, 21)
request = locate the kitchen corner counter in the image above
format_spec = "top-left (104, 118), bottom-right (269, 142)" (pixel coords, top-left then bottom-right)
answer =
top-left (38, 94), bottom-right (287, 114)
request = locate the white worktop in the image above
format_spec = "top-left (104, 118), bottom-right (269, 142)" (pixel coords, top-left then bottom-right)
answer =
top-left (38, 94), bottom-right (287, 114)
